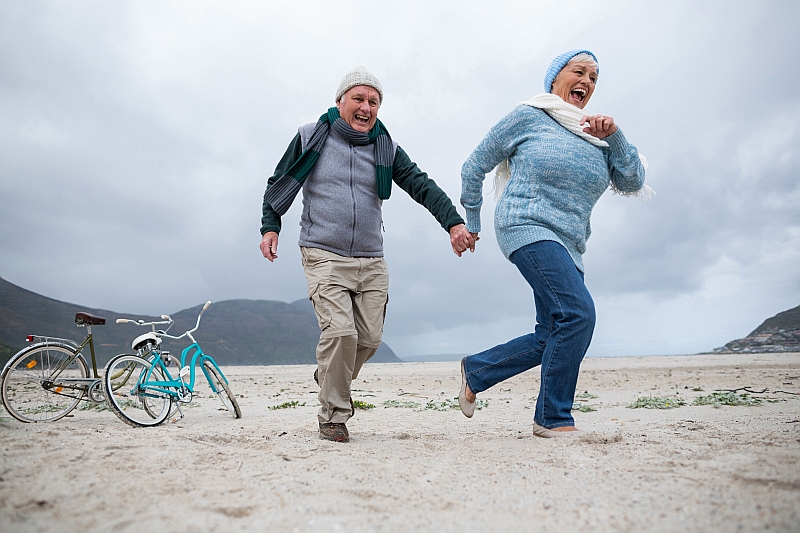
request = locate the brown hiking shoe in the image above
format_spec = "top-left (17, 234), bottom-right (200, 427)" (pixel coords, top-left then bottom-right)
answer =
top-left (319, 422), bottom-right (349, 443)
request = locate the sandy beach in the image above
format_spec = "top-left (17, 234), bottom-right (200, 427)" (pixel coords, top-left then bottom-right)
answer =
top-left (1, 352), bottom-right (799, 532)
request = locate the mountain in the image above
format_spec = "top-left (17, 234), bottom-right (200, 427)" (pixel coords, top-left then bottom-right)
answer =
top-left (714, 303), bottom-right (800, 353)
top-left (0, 276), bottom-right (401, 366)
top-left (751, 304), bottom-right (800, 334)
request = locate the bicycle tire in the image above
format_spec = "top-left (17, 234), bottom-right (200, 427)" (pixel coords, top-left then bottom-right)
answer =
top-left (1, 343), bottom-right (89, 423)
top-left (202, 360), bottom-right (241, 418)
top-left (103, 354), bottom-right (172, 427)
top-left (113, 353), bottom-right (180, 420)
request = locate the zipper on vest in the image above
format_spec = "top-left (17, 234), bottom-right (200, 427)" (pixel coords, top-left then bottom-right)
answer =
top-left (349, 145), bottom-right (357, 255)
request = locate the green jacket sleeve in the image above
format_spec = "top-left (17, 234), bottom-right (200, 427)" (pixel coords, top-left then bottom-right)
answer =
top-left (260, 133), bottom-right (303, 235)
top-left (392, 146), bottom-right (465, 232)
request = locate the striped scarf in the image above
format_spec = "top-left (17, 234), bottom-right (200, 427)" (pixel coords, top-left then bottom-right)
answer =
top-left (264, 107), bottom-right (395, 215)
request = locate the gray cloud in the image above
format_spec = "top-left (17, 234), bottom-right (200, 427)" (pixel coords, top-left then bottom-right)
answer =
top-left (1, 1), bottom-right (798, 358)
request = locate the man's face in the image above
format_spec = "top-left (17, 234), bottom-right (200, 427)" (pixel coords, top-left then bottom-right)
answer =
top-left (336, 85), bottom-right (381, 132)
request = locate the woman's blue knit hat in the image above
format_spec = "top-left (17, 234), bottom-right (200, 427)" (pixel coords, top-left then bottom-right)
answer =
top-left (544, 49), bottom-right (599, 93)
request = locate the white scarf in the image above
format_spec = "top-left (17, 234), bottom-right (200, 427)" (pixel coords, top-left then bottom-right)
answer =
top-left (492, 93), bottom-right (654, 201)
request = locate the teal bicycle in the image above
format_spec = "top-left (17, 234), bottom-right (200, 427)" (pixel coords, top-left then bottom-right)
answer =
top-left (102, 302), bottom-right (241, 427)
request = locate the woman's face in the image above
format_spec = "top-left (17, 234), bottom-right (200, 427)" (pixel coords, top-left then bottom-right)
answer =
top-left (551, 61), bottom-right (597, 108)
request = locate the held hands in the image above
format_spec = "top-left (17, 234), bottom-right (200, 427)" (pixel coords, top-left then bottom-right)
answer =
top-left (264, 226), bottom-right (478, 260)
top-left (450, 224), bottom-right (479, 257)
top-left (260, 232), bottom-right (279, 262)
top-left (581, 114), bottom-right (618, 140)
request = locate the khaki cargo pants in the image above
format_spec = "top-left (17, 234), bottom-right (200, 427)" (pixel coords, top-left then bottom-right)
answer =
top-left (301, 247), bottom-right (389, 424)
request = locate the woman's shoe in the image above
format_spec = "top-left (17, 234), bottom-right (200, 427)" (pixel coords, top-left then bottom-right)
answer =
top-left (533, 422), bottom-right (584, 438)
top-left (459, 359), bottom-right (476, 418)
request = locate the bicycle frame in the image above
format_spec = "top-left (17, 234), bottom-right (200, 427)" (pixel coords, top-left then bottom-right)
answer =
top-left (22, 329), bottom-right (100, 398)
top-left (121, 302), bottom-right (230, 401)
top-left (133, 342), bottom-right (228, 401)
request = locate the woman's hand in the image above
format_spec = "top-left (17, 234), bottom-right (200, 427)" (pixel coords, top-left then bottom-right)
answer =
top-left (470, 233), bottom-right (480, 252)
top-left (450, 224), bottom-right (478, 257)
top-left (581, 114), bottom-right (618, 140)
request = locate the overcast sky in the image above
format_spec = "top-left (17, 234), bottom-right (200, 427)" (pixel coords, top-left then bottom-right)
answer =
top-left (2, 0), bottom-right (798, 358)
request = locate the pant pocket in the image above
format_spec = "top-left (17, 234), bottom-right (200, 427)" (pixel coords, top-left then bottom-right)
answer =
top-left (308, 284), bottom-right (332, 331)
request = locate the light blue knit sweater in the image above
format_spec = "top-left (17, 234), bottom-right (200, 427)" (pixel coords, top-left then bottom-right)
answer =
top-left (460, 104), bottom-right (646, 272)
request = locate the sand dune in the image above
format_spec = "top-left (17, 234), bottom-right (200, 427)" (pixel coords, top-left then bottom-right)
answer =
top-left (2, 353), bottom-right (799, 532)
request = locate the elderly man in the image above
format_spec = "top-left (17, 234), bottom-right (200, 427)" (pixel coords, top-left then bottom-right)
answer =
top-left (260, 67), bottom-right (474, 442)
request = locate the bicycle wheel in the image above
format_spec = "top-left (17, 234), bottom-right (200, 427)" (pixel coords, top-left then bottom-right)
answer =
top-left (108, 353), bottom-right (179, 420)
top-left (202, 360), bottom-right (241, 418)
top-left (103, 354), bottom-right (172, 427)
top-left (1, 344), bottom-right (89, 423)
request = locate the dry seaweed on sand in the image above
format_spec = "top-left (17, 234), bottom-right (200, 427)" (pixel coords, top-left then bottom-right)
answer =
top-left (382, 397), bottom-right (489, 410)
top-left (573, 391), bottom-right (599, 412)
top-left (627, 396), bottom-right (686, 409)
top-left (424, 398), bottom-right (459, 411)
top-left (691, 391), bottom-right (764, 408)
top-left (423, 397), bottom-right (489, 411)
top-left (268, 400), bottom-right (306, 410)
top-left (77, 402), bottom-right (111, 412)
top-left (382, 399), bottom-right (421, 409)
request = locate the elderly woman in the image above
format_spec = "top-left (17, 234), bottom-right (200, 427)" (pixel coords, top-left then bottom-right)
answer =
top-left (458, 49), bottom-right (649, 437)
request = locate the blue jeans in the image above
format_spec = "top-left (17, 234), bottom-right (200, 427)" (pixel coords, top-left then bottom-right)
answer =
top-left (463, 240), bottom-right (595, 429)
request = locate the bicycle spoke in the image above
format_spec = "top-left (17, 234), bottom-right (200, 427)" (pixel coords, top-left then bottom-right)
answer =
top-left (1, 345), bottom-right (88, 423)
top-left (103, 355), bottom-right (173, 427)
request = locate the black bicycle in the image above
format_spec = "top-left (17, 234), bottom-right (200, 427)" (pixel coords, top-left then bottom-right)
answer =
top-left (1, 312), bottom-right (133, 422)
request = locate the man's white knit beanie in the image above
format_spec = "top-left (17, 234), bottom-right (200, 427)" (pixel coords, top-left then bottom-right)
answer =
top-left (335, 67), bottom-right (383, 103)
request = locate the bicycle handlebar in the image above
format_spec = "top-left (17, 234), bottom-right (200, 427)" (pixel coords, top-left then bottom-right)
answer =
top-left (159, 301), bottom-right (211, 341)
top-left (116, 301), bottom-right (210, 339)
top-left (116, 317), bottom-right (172, 327)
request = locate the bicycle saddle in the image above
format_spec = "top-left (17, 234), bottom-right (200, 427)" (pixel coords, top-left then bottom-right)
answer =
top-left (75, 312), bottom-right (106, 326)
top-left (131, 332), bottom-right (161, 351)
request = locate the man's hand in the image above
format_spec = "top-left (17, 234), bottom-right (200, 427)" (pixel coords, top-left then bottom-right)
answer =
top-left (260, 232), bottom-right (279, 262)
top-left (581, 114), bottom-right (618, 139)
top-left (450, 224), bottom-right (478, 257)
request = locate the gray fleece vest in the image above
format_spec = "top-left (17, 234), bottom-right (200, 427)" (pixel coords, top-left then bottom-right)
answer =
top-left (297, 122), bottom-right (398, 258)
